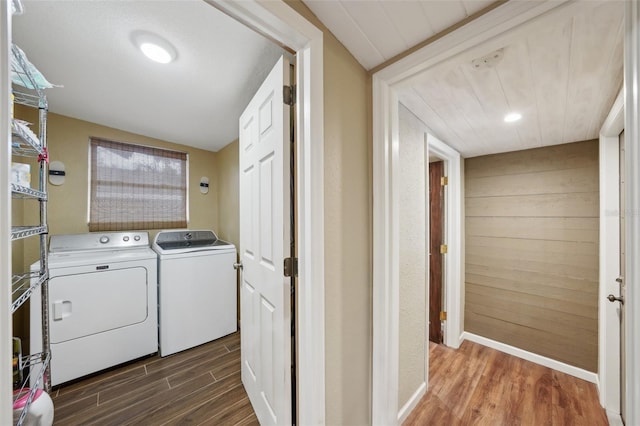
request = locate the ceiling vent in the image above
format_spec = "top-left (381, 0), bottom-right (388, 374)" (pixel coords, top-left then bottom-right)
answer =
top-left (471, 48), bottom-right (504, 69)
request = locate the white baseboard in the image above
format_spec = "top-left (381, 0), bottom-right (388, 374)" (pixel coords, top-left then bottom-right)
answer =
top-left (397, 382), bottom-right (426, 424)
top-left (461, 332), bottom-right (598, 384)
top-left (606, 410), bottom-right (624, 426)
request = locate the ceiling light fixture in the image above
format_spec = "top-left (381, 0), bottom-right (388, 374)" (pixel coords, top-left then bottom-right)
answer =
top-left (504, 112), bottom-right (522, 123)
top-left (132, 31), bottom-right (177, 64)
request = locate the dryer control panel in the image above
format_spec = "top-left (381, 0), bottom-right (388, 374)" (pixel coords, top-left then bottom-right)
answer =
top-left (50, 232), bottom-right (150, 253)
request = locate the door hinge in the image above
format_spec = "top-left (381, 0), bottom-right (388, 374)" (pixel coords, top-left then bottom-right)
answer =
top-left (284, 257), bottom-right (298, 277)
top-left (440, 311), bottom-right (447, 321)
top-left (440, 244), bottom-right (448, 254)
top-left (283, 85), bottom-right (296, 106)
top-left (441, 176), bottom-right (448, 186)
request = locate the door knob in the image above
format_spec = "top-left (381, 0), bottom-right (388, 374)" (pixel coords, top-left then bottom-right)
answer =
top-left (233, 262), bottom-right (243, 270)
top-left (607, 294), bottom-right (624, 304)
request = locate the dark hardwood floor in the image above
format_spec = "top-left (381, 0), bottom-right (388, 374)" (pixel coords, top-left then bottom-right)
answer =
top-left (50, 332), bottom-right (258, 425)
top-left (404, 340), bottom-right (609, 426)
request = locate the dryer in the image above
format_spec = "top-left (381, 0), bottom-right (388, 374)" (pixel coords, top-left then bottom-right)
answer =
top-left (30, 232), bottom-right (158, 386)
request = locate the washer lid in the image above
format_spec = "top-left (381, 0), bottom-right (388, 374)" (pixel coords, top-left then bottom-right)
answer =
top-left (152, 229), bottom-right (235, 253)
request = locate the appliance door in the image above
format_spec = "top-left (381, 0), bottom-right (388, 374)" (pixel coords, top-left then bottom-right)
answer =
top-left (159, 250), bottom-right (237, 356)
top-left (49, 267), bottom-right (149, 344)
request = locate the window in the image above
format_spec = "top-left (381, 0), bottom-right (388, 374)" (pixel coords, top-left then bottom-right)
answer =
top-left (89, 138), bottom-right (188, 231)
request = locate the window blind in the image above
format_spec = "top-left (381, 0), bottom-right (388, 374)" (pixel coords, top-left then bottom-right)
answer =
top-left (89, 138), bottom-right (188, 231)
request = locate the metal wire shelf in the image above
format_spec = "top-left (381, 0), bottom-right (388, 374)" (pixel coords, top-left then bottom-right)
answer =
top-left (11, 119), bottom-right (44, 157)
top-left (10, 225), bottom-right (48, 241)
top-left (11, 271), bottom-right (47, 314)
top-left (13, 352), bottom-right (51, 426)
top-left (11, 183), bottom-right (47, 200)
top-left (11, 44), bottom-right (48, 107)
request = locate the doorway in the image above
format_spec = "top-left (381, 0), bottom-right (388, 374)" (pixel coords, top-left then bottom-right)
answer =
top-left (428, 159), bottom-right (444, 344)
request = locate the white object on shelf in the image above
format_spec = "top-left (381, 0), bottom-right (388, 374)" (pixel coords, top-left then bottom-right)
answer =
top-left (11, 163), bottom-right (30, 188)
top-left (12, 388), bottom-right (53, 426)
top-left (11, 45), bottom-right (58, 90)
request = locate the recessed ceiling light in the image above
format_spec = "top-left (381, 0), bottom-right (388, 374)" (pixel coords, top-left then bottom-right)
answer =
top-left (140, 42), bottom-right (173, 64)
top-left (504, 112), bottom-right (522, 123)
top-left (132, 31), bottom-right (177, 64)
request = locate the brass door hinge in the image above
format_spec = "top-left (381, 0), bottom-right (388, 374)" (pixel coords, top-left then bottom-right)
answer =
top-left (440, 244), bottom-right (448, 254)
top-left (440, 311), bottom-right (447, 321)
top-left (284, 257), bottom-right (298, 277)
top-left (441, 176), bottom-right (448, 186)
top-left (283, 85), bottom-right (296, 106)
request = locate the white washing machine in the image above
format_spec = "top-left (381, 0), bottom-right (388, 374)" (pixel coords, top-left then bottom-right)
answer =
top-left (152, 230), bottom-right (237, 357)
top-left (30, 232), bottom-right (158, 386)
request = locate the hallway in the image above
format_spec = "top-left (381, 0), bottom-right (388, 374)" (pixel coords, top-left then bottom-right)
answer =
top-left (404, 340), bottom-right (608, 425)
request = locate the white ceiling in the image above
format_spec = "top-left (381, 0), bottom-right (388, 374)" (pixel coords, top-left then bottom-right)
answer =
top-left (12, 0), bottom-right (284, 152)
top-left (302, 0), bottom-right (623, 158)
top-left (13, 1), bottom-right (623, 159)
top-left (303, 0), bottom-right (496, 70)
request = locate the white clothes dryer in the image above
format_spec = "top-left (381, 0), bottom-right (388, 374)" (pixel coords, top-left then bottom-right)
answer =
top-left (30, 232), bottom-right (158, 386)
top-left (152, 230), bottom-right (237, 357)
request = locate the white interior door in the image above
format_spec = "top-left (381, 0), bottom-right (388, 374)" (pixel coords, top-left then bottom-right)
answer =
top-left (239, 55), bottom-right (291, 426)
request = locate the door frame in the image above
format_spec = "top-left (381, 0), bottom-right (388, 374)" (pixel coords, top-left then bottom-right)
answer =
top-left (372, 0), bottom-right (640, 424)
top-left (210, 3), bottom-right (326, 424)
top-left (426, 134), bottom-right (462, 350)
top-left (0, 1), bottom-right (12, 423)
top-left (0, 1), bottom-right (326, 425)
top-left (598, 89), bottom-right (623, 422)
top-left (623, 2), bottom-right (640, 424)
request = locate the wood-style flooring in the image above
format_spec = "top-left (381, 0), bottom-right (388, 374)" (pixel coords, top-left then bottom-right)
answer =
top-left (404, 340), bottom-right (609, 426)
top-left (50, 332), bottom-right (258, 425)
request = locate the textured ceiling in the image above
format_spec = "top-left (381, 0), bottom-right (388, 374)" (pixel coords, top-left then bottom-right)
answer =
top-left (13, 0), bottom-right (284, 152)
top-left (303, 0), bottom-right (495, 70)
top-left (397, 1), bottom-right (623, 157)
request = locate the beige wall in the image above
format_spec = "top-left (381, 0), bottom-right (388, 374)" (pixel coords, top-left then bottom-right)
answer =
top-left (14, 105), bottom-right (219, 270)
top-left (398, 104), bottom-right (427, 408)
top-left (216, 139), bottom-right (239, 249)
top-left (284, 2), bottom-right (372, 424)
top-left (464, 140), bottom-right (599, 372)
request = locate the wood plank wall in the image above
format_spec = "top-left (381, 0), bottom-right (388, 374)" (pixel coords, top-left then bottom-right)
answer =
top-left (464, 140), bottom-right (599, 372)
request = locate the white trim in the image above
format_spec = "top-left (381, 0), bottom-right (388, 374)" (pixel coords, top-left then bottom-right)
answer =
top-left (623, 2), bottom-right (640, 424)
top-left (461, 332), bottom-right (599, 384)
top-left (598, 89), bottom-right (623, 413)
top-left (0, 1), bottom-right (12, 425)
top-left (607, 410), bottom-right (624, 426)
top-left (372, 75), bottom-right (400, 425)
top-left (201, 2), bottom-right (328, 424)
top-left (426, 134), bottom-right (462, 349)
top-left (371, 2), bottom-right (576, 424)
top-left (397, 382), bottom-right (426, 424)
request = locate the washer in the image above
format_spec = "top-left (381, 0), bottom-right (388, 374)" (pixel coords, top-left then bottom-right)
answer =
top-left (30, 232), bottom-right (158, 386)
top-left (152, 230), bottom-right (237, 357)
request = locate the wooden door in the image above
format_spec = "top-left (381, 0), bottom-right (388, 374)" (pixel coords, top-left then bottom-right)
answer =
top-left (239, 56), bottom-right (291, 426)
top-left (429, 161), bottom-right (444, 344)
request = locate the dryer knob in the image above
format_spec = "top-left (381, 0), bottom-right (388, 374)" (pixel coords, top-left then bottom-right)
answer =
top-left (133, 235), bottom-right (141, 241)
top-left (99, 236), bottom-right (110, 244)
top-left (123, 236), bottom-right (130, 242)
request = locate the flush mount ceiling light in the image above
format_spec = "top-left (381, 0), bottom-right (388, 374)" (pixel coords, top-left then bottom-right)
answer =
top-left (504, 112), bottom-right (522, 123)
top-left (132, 31), bottom-right (177, 64)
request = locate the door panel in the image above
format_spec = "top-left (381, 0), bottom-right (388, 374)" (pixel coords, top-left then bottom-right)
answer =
top-left (239, 56), bottom-right (291, 426)
top-left (49, 268), bottom-right (148, 344)
top-left (429, 161), bottom-right (444, 344)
